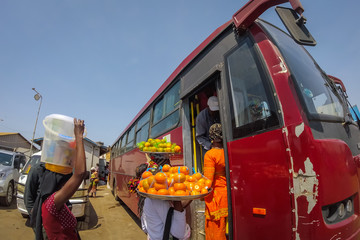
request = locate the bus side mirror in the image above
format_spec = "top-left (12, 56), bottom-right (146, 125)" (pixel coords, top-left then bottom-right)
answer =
top-left (275, 6), bottom-right (316, 46)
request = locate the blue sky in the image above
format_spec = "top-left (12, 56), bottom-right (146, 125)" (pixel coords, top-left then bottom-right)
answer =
top-left (1, 0), bottom-right (359, 147)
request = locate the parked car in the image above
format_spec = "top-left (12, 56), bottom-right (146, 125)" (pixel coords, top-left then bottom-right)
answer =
top-left (16, 151), bottom-right (89, 219)
top-left (0, 149), bottom-right (26, 206)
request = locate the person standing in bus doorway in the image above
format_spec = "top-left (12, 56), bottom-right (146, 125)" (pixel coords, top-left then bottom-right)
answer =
top-left (26, 118), bottom-right (86, 240)
top-left (203, 123), bottom-right (228, 240)
top-left (196, 96), bottom-right (220, 151)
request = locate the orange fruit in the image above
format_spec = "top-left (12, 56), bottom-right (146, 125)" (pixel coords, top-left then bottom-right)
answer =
top-left (142, 179), bottom-right (150, 191)
top-left (187, 175), bottom-right (196, 182)
top-left (147, 188), bottom-right (157, 195)
top-left (205, 179), bottom-right (212, 189)
top-left (162, 164), bottom-right (171, 172)
top-left (180, 166), bottom-right (189, 175)
top-left (197, 178), bottom-right (205, 185)
top-left (173, 183), bottom-right (187, 191)
top-left (167, 177), bottom-right (174, 187)
top-left (171, 166), bottom-right (179, 173)
top-left (174, 146), bottom-right (181, 153)
top-left (155, 172), bottom-right (167, 184)
top-left (142, 171), bottom-right (153, 179)
top-left (168, 187), bottom-right (176, 195)
top-left (193, 184), bottom-right (201, 192)
top-left (144, 142), bottom-right (151, 147)
top-left (157, 189), bottom-right (169, 195)
top-left (173, 173), bottom-right (186, 183)
top-left (147, 175), bottom-right (156, 186)
top-left (138, 187), bottom-right (146, 193)
top-left (154, 182), bottom-right (167, 191)
top-left (201, 188), bottom-right (208, 194)
top-left (193, 173), bottom-right (202, 180)
top-left (174, 190), bottom-right (187, 196)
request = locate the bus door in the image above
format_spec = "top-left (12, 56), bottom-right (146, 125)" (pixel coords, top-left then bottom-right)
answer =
top-left (223, 35), bottom-right (293, 239)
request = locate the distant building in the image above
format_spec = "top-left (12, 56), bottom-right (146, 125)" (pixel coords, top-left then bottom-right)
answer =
top-left (0, 133), bottom-right (39, 158)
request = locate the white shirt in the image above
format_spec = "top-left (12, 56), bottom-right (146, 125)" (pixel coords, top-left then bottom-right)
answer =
top-left (141, 198), bottom-right (188, 240)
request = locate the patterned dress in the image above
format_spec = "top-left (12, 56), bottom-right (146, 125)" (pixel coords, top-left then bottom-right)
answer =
top-left (203, 148), bottom-right (228, 240)
top-left (41, 192), bottom-right (79, 240)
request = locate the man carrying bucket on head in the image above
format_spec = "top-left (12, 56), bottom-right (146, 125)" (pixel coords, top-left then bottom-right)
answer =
top-left (25, 114), bottom-right (86, 240)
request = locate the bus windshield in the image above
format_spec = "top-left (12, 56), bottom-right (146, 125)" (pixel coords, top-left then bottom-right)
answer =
top-left (260, 21), bottom-right (345, 120)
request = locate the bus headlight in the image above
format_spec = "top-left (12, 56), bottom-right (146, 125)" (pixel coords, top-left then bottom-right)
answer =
top-left (346, 199), bottom-right (353, 213)
top-left (338, 203), bottom-right (345, 219)
top-left (322, 197), bottom-right (354, 224)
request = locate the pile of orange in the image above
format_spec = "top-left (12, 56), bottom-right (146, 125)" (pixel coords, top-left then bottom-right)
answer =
top-left (137, 165), bottom-right (212, 196)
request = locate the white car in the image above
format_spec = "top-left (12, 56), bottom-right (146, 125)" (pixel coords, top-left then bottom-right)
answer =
top-left (16, 151), bottom-right (89, 219)
top-left (0, 149), bottom-right (26, 206)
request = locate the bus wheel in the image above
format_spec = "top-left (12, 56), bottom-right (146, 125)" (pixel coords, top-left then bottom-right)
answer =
top-left (114, 180), bottom-right (120, 201)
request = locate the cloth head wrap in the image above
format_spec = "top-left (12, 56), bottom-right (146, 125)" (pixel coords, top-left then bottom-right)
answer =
top-left (209, 123), bottom-right (222, 141)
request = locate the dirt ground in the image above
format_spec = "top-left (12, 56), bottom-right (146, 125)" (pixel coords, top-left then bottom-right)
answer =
top-left (0, 185), bottom-right (146, 240)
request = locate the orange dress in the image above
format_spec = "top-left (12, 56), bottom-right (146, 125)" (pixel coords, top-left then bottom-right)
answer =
top-left (203, 148), bottom-right (228, 240)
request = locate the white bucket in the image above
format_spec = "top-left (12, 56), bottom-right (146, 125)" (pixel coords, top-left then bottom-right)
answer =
top-left (41, 114), bottom-right (83, 167)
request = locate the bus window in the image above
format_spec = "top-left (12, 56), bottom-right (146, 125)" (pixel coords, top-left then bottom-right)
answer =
top-left (151, 110), bottom-right (180, 138)
top-left (151, 81), bottom-right (181, 138)
top-left (136, 111), bottom-right (150, 144)
top-left (261, 22), bottom-right (345, 120)
top-left (126, 126), bottom-right (135, 151)
top-left (137, 111), bottom-right (150, 129)
top-left (226, 38), bottom-right (279, 139)
top-left (136, 122), bottom-right (149, 144)
top-left (120, 135), bottom-right (126, 154)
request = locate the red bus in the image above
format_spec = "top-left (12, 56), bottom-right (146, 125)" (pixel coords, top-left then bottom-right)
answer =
top-left (109, 0), bottom-right (360, 239)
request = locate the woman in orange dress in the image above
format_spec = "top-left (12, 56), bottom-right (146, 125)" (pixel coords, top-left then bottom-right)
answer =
top-left (203, 123), bottom-right (228, 240)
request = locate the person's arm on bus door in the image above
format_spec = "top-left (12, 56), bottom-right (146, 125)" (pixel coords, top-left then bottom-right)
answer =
top-left (53, 119), bottom-right (86, 210)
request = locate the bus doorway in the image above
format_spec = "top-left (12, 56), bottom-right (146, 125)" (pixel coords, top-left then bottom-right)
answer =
top-left (185, 76), bottom-right (223, 240)
top-left (189, 80), bottom-right (219, 173)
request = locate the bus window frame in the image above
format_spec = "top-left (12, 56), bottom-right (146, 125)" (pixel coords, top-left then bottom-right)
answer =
top-left (225, 33), bottom-right (281, 140)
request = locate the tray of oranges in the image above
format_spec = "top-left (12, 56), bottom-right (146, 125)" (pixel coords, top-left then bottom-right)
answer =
top-left (137, 165), bottom-right (212, 201)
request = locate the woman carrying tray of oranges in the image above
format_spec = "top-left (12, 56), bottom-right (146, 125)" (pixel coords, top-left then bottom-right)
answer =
top-left (134, 154), bottom-right (191, 240)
